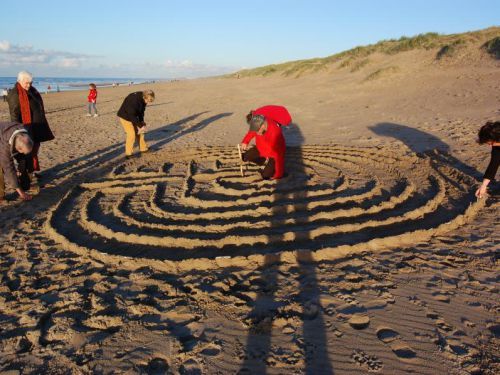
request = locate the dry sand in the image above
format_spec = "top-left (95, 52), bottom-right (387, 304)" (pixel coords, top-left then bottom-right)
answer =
top-left (0, 47), bottom-right (499, 374)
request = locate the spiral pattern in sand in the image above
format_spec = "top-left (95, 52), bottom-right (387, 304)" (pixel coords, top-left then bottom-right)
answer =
top-left (44, 145), bottom-right (484, 264)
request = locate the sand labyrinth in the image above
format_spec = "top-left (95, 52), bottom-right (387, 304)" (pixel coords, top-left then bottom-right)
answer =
top-left (45, 145), bottom-right (484, 262)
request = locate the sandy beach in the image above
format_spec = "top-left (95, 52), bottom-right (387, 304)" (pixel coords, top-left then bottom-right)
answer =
top-left (0, 39), bottom-right (499, 374)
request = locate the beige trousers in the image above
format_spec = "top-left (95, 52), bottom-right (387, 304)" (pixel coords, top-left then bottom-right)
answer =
top-left (119, 118), bottom-right (148, 156)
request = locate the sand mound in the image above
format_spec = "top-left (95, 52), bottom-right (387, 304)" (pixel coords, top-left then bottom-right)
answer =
top-left (44, 144), bottom-right (483, 267)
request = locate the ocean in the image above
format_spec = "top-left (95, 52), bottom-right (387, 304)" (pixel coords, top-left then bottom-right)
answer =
top-left (0, 77), bottom-right (163, 92)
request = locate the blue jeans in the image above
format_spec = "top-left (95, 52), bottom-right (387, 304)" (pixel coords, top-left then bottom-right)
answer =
top-left (88, 102), bottom-right (97, 114)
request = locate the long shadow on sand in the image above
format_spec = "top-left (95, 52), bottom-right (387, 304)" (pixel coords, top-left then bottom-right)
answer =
top-left (369, 122), bottom-right (481, 178)
top-left (0, 111), bottom-right (232, 224)
top-left (240, 124), bottom-right (334, 374)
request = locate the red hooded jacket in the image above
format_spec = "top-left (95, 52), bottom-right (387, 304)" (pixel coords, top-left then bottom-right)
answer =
top-left (87, 89), bottom-right (97, 103)
top-left (241, 105), bottom-right (292, 179)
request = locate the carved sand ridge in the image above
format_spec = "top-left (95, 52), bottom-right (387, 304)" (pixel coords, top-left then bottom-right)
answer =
top-left (44, 145), bottom-right (484, 266)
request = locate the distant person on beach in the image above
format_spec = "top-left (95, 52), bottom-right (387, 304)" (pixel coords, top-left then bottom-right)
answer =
top-left (86, 83), bottom-right (98, 117)
top-left (475, 121), bottom-right (500, 198)
top-left (0, 122), bottom-right (34, 201)
top-left (7, 71), bottom-right (54, 180)
top-left (117, 90), bottom-right (155, 158)
top-left (2, 88), bottom-right (7, 102)
top-left (240, 105), bottom-right (291, 180)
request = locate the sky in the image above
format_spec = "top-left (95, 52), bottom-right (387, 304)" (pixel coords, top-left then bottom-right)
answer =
top-left (0, 0), bottom-right (498, 78)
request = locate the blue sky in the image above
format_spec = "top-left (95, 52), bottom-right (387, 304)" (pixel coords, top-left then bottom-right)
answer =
top-left (0, 0), bottom-right (498, 78)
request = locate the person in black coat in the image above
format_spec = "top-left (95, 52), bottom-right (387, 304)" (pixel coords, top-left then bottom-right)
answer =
top-left (0, 122), bottom-right (34, 201)
top-left (117, 90), bottom-right (155, 158)
top-left (7, 71), bottom-right (54, 175)
top-left (475, 121), bottom-right (500, 198)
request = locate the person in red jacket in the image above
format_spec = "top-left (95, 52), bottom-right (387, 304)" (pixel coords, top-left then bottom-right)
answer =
top-left (240, 105), bottom-right (291, 180)
top-left (86, 83), bottom-right (98, 117)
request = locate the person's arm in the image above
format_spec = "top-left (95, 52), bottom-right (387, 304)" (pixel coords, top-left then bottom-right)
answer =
top-left (476, 148), bottom-right (499, 198)
top-left (7, 91), bottom-right (22, 123)
top-left (0, 152), bottom-right (30, 200)
top-left (241, 131), bottom-right (256, 150)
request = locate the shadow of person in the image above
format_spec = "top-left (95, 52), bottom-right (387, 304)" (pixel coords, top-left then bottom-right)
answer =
top-left (43, 111), bottom-right (223, 182)
top-left (240, 123), bottom-right (333, 374)
top-left (0, 111), bottom-right (231, 222)
top-left (369, 122), bottom-right (481, 179)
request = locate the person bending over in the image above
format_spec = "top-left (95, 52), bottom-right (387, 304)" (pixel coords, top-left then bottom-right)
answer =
top-left (240, 105), bottom-right (292, 180)
top-left (475, 121), bottom-right (499, 198)
top-left (117, 90), bottom-right (155, 158)
top-left (0, 122), bottom-right (35, 201)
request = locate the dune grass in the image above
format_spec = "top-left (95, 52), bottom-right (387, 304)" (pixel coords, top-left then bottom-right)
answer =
top-left (228, 26), bottom-right (500, 78)
top-left (482, 36), bottom-right (500, 59)
top-left (436, 38), bottom-right (468, 60)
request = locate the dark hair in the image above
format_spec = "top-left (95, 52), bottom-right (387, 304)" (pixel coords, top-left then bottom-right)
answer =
top-left (246, 111), bottom-right (253, 124)
top-left (89, 83), bottom-right (97, 89)
top-left (478, 121), bottom-right (500, 144)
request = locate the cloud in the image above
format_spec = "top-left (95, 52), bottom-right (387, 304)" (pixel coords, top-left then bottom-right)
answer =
top-left (0, 40), bottom-right (238, 78)
top-left (0, 40), bottom-right (96, 69)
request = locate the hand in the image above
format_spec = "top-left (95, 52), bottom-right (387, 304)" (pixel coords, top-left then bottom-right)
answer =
top-left (475, 179), bottom-right (490, 199)
top-left (137, 125), bottom-right (147, 135)
top-left (18, 190), bottom-right (32, 201)
top-left (240, 143), bottom-right (248, 151)
top-left (475, 185), bottom-right (487, 199)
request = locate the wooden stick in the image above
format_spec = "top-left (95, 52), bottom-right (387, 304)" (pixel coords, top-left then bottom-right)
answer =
top-left (237, 144), bottom-right (245, 177)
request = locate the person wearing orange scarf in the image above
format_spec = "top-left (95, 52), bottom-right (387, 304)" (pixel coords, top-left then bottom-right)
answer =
top-left (7, 71), bottom-right (54, 176)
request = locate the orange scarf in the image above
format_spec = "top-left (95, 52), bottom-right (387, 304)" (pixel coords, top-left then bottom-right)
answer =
top-left (16, 82), bottom-right (32, 124)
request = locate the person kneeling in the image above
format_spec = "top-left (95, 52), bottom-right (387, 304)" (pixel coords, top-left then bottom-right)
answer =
top-left (240, 105), bottom-right (291, 180)
top-left (0, 122), bottom-right (34, 201)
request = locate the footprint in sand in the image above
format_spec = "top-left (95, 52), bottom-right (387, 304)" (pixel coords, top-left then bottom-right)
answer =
top-left (376, 327), bottom-right (417, 361)
top-left (351, 349), bottom-right (383, 372)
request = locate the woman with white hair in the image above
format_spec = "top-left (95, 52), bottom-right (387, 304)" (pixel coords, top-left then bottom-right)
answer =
top-left (7, 71), bottom-right (54, 177)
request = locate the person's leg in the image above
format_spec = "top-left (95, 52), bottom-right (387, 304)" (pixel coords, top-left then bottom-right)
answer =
top-left (31, 142), bottom-right (40, 172)
top-left (138, 132), bottom-right (148, 152)
top-left (243, 146), bottom-right (266, 165)
top-left (260, 158), bottom-right (276, 180)
top-left (119, 118), bottom-right (137, 156)
top-left (92, 103), bottom-right (98, 115)
top-left (15, 155), bottom-right (31, 191)
top-left (87, 103), bottom-right (92, 115)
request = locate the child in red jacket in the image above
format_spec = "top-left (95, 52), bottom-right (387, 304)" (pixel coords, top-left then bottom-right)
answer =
top-left (240, 105), bottom-right (291, 180)
top-left (86, 83), bottom-right (98, 117)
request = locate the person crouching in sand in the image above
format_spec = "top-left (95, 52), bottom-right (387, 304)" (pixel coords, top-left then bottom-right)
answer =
top-left (240, 105), bottom-right (292, 180)
top-left (117, 90), bottom-right (155, 159)
top-left (475, 121), bottom-right (499, 199)
top-left (0, 122), bottom-right (34, 201)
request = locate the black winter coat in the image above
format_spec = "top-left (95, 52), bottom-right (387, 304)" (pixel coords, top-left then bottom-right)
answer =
top-left (117, 92), bottom-right (146, 126)
top-left (7, 85), bottom-right (55, 143)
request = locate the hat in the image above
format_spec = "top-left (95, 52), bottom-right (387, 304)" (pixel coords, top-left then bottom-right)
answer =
top-left (248, 114), bottom-right (266, 132)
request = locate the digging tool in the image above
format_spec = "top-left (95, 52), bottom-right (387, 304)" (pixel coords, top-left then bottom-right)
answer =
top-left (237, 144), bottom-right (246, 177)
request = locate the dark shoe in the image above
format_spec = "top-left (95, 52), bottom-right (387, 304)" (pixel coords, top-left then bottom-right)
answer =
top-left (125, 155), bottom-right (133, 160)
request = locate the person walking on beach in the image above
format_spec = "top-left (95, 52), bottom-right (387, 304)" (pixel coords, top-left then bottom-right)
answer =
top-left (240, 105), bottom-right (292, 180)
top-left (7, 71), bottom-right (55, 179)
top-left (475, 121), bottom-right (499, 199)
top-left (86, 83), bottom-right (98, 117)
top-left (0, 122), bottom-right (34, 202)
top-left (117, 90), bottom-right (155, 158)
top-left (2, 88), bottom-right (7, 102)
